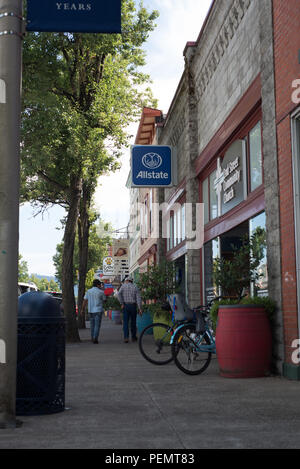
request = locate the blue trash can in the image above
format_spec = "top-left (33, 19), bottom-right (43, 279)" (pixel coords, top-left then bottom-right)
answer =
top-left (17, 291), bottom-right (65, 416)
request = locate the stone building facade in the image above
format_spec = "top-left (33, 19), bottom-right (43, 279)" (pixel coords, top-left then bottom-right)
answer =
top-left (129, 0), bottom-right (300, 378)
top-left (156, 0), bottom-right (284, 373)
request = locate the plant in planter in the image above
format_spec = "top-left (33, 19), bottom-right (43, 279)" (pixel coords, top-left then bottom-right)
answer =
top-left (104, 295), bottom-right (122, 324)
top-left (211, 228), bottom-right (275, 378)
top-left (105, 295), bottom-right (122, 311)
top-left (212, 227), bottom-right (266, 299)
top-left (137, 260), bottom-right (178, 326)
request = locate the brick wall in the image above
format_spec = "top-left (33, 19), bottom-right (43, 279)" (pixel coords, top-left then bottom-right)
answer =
top-left (273, 0), bottom-right (300, 367)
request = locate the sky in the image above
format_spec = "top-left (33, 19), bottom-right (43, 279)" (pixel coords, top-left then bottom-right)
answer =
top-left (19, 0), bottom-right (212, 276)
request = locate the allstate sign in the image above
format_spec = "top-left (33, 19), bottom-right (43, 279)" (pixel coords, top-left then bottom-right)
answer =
top-left (131, 145), bottom-right (176, 187)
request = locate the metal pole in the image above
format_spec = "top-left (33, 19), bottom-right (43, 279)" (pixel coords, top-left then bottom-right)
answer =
top-left (0, 0), bottom-right (23, 428)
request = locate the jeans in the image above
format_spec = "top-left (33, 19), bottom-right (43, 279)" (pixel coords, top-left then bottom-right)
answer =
top-left (123, 304), bottom-right (137, 339)
top-left (89, 312), bottom-right (103, 340)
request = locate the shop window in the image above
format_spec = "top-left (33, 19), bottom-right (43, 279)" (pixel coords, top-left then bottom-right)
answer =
top-left (169, 213), bottom-right (174, 250)
top-left (174, 210), bottom-right (178, 247)
top-left (181, 204), bottom-right (185, 242)
top-left (203, 178), bottom-right (209, 224)
top-left (249, 212), bottom-right (268, 297)
top-left (209, 170), bottom-right (218, 220)
top-left (203, 173), bottom-right (217, 225)
top-left (202, 213), bottom-right (268, 302)
top-left (149, 190), bottom-right (153, 234)
top-left (249, 121), bottom-right (262, 191)
top-left (203, 237), bottom-right (220, 304)
top-left (166, 204), bottom-right (186, 251)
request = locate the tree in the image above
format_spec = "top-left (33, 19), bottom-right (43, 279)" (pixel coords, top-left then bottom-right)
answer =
top-left (53, 217), bottom-right (111, 287)
top-left (18, 255), bottom-right (29, 282)
top-left (21, 1), bottom-right (159, 341)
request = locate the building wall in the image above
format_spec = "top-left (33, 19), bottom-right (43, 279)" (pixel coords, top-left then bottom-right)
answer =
top-left (158, 79), bottom-right (189, 201)
top-left (128, 186), bottom-right (140, 276)
top-left (157, 0), bottom-right (265, 308)
top-left (192, 0), bottom-right (260, 156)
top-left (258, 0), bottom-right (284, 372)
top-left (272, 0), bottom-right (300, 376)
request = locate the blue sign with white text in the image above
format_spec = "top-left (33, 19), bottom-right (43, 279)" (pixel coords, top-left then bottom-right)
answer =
top-left (26, 0), bottom-right (121, 33)
top-left (131, 145), bottom-right (173, 187)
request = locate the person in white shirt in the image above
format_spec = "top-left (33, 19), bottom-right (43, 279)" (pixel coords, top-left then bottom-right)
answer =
top-left (81, 279), bottom-right (106, 344)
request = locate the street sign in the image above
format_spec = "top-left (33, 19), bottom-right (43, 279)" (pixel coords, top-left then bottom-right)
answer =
top-left (131, 145), bottom-right (176, 188)
top-left (26, 0), bottom-right (121, 33)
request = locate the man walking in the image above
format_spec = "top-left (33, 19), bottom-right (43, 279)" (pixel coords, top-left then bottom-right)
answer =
top-left (117, 276), bottom-right (142, 343)
top-left (81, 279), bottom-right (106, 344)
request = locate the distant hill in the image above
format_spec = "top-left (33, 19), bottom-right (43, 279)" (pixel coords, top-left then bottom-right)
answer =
top-left (32, 274), bottom-right (59, 282)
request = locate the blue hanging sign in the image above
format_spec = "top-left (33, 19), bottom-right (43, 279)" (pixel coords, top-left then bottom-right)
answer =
top-left (131, 145), bottom-right (176, 188)
top-left (26, 0), bottom-right (121, 33)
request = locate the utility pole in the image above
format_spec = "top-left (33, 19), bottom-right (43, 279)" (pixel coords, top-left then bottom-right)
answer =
top-left (0, 0), bottom-right (23, 428)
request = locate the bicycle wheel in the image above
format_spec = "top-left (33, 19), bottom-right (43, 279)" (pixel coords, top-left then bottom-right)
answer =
top-left (138, 322), bottom-right (174, 365)
top-left (171, 324), bottom-right (212, 375)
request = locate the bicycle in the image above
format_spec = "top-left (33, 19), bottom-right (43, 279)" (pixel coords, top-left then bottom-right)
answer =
top-left (138, 297), bottom-right (188, 365)
top-left (138, 295), bottom-right (222, 366)
top-left (170, 298), bottom-right (221, 375)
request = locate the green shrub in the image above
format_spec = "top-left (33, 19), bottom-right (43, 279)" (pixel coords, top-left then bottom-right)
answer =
top-left (209, 296), bottom-right (277, 332)
top-left (105, 295), bottom-right (122, 311)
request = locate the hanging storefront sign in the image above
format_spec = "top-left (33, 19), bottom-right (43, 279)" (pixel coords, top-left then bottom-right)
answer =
top-left (214, 139), bottom-right (247, 216)
top-left (131, 145), bottom-right (176, 188)
top-left (26, 0), bottom-right (121, 33)
top-left (112, 239), bottom-right (129, 260)
top-left (103, 256), bottom-right (114, 276)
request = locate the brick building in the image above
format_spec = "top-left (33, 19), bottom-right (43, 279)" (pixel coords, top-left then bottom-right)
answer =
top-left (271, 0), bottom-right (300, 378)
top-left (128, 0), bottom-right (300, 378)
top-left (156, 0), bottom-right (283, 374)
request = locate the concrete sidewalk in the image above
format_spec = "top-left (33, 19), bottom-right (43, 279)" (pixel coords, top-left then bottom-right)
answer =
top-left (1, 317), bottom-right (300, 449)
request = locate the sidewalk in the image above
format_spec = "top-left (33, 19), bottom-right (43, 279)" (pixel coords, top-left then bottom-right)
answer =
top-left (1, 316), bottom-right (300, 449)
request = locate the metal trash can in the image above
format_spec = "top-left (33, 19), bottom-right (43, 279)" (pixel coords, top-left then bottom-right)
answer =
top-left (16, 291), bottom-right (65, 416)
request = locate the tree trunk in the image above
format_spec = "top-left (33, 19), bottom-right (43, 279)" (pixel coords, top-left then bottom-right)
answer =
top-left (77, 184), bottom-right (91, 329)
top-left (62, 176), bottom-right (82, 342)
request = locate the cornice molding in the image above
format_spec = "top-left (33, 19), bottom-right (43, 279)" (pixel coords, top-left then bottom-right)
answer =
top-left (192, 0), bottom-right (252, 102)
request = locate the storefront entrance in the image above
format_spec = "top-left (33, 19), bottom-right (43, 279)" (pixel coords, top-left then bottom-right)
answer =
top-left (203, 212), bottom-right (268, 303)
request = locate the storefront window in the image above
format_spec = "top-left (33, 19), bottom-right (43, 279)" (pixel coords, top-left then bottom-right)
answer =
top-left (249, 211), bottom-right (268, 296)
top-left (203, 178), bottom-right (209, 224)
top-left (169, 213), bottom-right (174, 250)
top-left (203, 237), bottom-right (219, 304)
top-left (203, 173), bottom-right (217, 224)
top-left (209, 170), bottom-right (218, 220)
top-left (181, 204), bottom-right (185, 242)
top-left (174, 210), bottom-right (178, 247)
top-left (203, 213), bottom-right (267, 302)
top-left (249, 121), bottom-right (262, 191)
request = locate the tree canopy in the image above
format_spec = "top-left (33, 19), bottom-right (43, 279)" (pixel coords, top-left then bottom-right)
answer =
top-left (20, 1), bottom-right (159, 341)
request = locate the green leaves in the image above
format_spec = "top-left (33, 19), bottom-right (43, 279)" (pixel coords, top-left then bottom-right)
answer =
top-left (21, 1), bottom-right (159, 208)
top-left (137, 260), bottom-right (177, 303)
top-left (212, 228), bottom-right (267, 298)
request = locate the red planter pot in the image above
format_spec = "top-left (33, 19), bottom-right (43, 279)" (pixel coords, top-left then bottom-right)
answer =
top-left (215, 305), bottom-right (272, 378)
